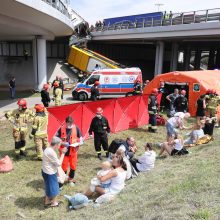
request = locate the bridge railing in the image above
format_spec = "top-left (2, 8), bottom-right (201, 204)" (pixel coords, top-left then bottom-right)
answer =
top-left (93, 8), bottom-right (220, 32)
top-left (41, 0), bottom-right (71, 18)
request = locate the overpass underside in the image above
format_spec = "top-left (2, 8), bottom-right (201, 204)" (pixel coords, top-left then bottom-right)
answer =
top-left (88, 40), bottom-right (220, 81)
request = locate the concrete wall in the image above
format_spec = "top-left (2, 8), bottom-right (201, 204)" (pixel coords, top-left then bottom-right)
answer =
top-left (0, 57), bottom-right (75, 90)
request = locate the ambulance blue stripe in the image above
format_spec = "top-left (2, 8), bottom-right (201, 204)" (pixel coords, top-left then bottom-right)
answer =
top-left (99, 83), bottom-right (134, 89)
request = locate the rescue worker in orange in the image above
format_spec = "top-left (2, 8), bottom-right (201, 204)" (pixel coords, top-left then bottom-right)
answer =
top-left (56, 116), bottom-right (83, 185)
top-left (29, 104), bottom-right (49, 161)
top-left (53, 81), bottom-right (62, 106)
top-left (5, 99), bottom-right (35, 159)
top-left (148, 88), bottom-right (158, 133)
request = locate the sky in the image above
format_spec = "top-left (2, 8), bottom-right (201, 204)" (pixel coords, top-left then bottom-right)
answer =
top-left (70, 0), bottom-right (220, 25)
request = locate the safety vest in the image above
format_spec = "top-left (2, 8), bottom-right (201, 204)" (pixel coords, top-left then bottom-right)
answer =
top-left (60, 125), bottom-right (78, 155)
top-left (148, 95), bottom-right (158, 114)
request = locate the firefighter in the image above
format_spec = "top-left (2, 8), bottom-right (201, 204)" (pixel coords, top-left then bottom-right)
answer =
top-left (89, 107), bottom-right (110, 160)
top-left (59, 76), bottom-right (64, 99)
top-left (148, 88), bottom-right (158, 133)
top-left (52, 76), bottom-right (60, 96)
top-left (90, 81), bottom-right (100, 101)
top-left (29, 104), bottom-right (49, 160)
top-left (41, 84), bottom-right (50, 107)
top-left (174, 90), bottom-right (188, 113)
top-left (56, 116), bottom-right (83, 185)
top-left (206, 89), bottom-right (220, 117)
top-left (53, 81), bottom-right (62, 106)
top-left (5, 99), bottom-right (34, 159)
top-left (133, 79), bottom-right (142, 95)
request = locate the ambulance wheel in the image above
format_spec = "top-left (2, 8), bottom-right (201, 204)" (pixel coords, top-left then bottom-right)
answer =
top-left (126, 92), bottom-right (133, 97)
top-left (78, 92), bottom-right (87, 101)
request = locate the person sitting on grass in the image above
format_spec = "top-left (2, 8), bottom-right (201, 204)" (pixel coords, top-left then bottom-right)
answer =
top-left (130, 143), bottom-right (156, 172)
top-left (90, 161), bottom-right (112, 192)
top-left (184, 123), bottom-right (205, 146)
top-left (42, 136), bottom-right (67, 208)
top-left (158, 133), bottom-right (188, 157)
top-left (84, 155), bottom-right (127, 198)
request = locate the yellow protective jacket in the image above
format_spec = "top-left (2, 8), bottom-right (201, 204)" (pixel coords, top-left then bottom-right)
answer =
top-left (54, 88), bottom-right (62, 100)
top-left (5, 109), bottom-right (35, 131)
top-left (31, 112), bottom-right (48, 138)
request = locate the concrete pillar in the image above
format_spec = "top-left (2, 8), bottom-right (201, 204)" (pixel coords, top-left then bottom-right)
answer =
top-left (33, 37), bottom-right (47, 90)
top-left (154, 41), bottom-right (164, 76)
top-left (170, 42), bottom-right (179, 71)
top-left (184, 45), bottom-right (191, 71)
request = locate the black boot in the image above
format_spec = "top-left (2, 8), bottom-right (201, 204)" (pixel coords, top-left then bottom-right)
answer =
top-left (20, 150), bottom-right (27, 157)
top-left (97, 154), bottom-right (102, 160)
top-left (106, 152), bottom-right (109, 158)
top-left (148, 127), bottom-right (152, 132)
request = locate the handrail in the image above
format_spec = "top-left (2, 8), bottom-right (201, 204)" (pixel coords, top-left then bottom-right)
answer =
top-left (92, 8), bottom-right (220, 32)
top-left (41, 0), bottom-right (71, 18)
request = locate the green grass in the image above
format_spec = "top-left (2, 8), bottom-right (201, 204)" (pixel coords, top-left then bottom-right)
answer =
top-left (0, 120), bottom-right (220, 220)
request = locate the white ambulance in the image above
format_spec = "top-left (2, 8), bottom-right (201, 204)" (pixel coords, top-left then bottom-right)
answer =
top-left (72, 68), bottom-right (142, 101)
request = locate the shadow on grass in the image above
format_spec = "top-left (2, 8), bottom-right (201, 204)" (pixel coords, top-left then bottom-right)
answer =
top-left (15, 196), bottom-right (45, 210)
top-left (26, 179), bottom-right (44, 191)
top-left (78, 152), bottom-right (96, 160)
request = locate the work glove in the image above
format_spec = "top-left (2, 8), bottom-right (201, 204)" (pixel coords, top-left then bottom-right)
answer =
top-left (62, 142), bottom-right (70, 148)
top-left (29, 134), bottom-right (34, 139)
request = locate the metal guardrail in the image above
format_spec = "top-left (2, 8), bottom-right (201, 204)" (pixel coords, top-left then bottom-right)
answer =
top-left (41, 0), bottom-right (71, 18)
top-left (93, 8), bottom-right (220, 32)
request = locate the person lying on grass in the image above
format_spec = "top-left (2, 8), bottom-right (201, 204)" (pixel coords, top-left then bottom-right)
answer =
top-left (184, 123), bottom-right (205, 146)
top-left (158, 133), bottom-right (188, 157)
top-left (130, 143), bottom-right (156, 172)
top-left (84, 155), bottom-right (127, 198)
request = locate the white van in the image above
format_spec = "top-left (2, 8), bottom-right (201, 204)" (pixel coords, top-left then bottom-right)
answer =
top-left (72, 68), bottom-right (142, 101)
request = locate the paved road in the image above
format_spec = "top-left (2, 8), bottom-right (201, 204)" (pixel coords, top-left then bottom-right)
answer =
top-left (0, 94), bottom-right (80, 115)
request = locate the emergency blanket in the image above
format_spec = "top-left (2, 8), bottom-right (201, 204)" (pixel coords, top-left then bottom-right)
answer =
top-left (184, 135), bottom-right (212, 147)
top-left (0, 155), bottom-right (13, 173)
top-left (47, 95), bottom-right (150, 142)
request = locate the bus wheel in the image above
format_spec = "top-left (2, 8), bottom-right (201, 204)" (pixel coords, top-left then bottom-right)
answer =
top-left (125, 92), bottom-right (133, 97)
top-left (78, 92), bottom-right (87, 101)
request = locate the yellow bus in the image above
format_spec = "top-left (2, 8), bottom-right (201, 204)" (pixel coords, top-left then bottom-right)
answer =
top-left (68, 45), bottom-right (122, 72)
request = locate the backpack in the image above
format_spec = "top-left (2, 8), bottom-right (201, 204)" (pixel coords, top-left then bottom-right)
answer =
top-left (156, 114), bottom-right (166, 126)
top-left (108, 139), bottom-right (126, 154)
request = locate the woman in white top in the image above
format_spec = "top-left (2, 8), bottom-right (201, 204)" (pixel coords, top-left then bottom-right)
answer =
top-left (85, 155), bottom-right (127, 197)
top-left (130, 143), bottom-right (156, 172)
top-left (159, 133), bottom-right (188, 156)
top-left (42, 136), bottom-right (67, 207)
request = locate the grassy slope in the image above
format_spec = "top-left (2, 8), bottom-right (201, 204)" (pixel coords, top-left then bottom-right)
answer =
top-left (0, 121), bottom-right (220, 220)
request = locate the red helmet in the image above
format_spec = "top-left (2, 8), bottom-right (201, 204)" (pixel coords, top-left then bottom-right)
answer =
top-left (96, 107), bottom-right (103, 114)
top-left (34, 104), bottom-right (45, 112)
top-left (94, 81), bottom-right (100, 86)
top-left (181, 90), bottom-right (186, 95)
top-left (53, 81), bottom-right (59, 88)
top-left (43, 84), bottom-right (49, 90)
top-left (151, 88), bottom-right (158, 95)
top-left (17, 99), bottom-right (27, 108)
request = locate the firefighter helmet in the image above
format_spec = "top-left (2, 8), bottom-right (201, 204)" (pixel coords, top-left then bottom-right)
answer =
top-left (151, 88), bottom-right (158, 95)
top-left (17, 99), bottom-right (27, 108)
top-left (94, 81), bottom-right (100, 86)
top-left (96, 107), bottom-right (103, 114)
top-left (43, 84), bottom-right (49, 90)
top-left (34, 104), bottom-right (45, 112)
top-left (53, 81), bottom-right (59, 88)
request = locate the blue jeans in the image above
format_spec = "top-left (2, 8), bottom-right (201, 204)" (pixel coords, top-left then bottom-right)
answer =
top-left (10, 87), bottom-right (15, 99)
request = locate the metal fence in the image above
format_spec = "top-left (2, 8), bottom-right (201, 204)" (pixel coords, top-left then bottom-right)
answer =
top-left (41, 0), bottom-right (70, 18)
top-left (93, 8), bottom-right (220, 32)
